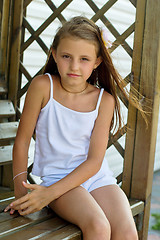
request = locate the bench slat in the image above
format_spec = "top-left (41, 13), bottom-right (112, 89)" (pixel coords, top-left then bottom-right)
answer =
top-left (0, 100), bottom-right (15, 118)
top-left (0, 192), bottom-right (15, 214)
top-left (39, 224), bottom-right (81, 240)
top-left (0, 211), bottom-right (19, 223)
top-left (0, 122), bottom-right (18, 143)
top-left (0, 191), bottom-right (14, 201)
top-left (0, 208), bottom-right (54, 237)
top-left (0, 217), bottom-right (68, 240)
top-left (130, 199), bottom-right (144, 216)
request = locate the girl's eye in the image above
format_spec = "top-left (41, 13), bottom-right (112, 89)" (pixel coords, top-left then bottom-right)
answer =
top-left (81, 58), bottom-right (89, 61)
top-left (62, 55), bottom-right (70, 59)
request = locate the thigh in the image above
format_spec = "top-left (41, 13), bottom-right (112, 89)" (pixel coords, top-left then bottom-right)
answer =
top-left (90, 185), bottom-right (137, 236)
top-left (49, 186), bottom-right (107, 229)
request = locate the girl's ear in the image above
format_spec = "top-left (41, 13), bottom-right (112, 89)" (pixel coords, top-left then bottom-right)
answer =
top-left (94, 56), bottom-right (102, 69)
top-left (51, 48), bottom-right (57, 63)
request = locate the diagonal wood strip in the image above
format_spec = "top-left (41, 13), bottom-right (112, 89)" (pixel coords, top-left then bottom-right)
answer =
top-left (23, 0), bottom-right (33, 10)
top-left (18, 63), bottom-right (44, 99)
top-left (23, 17), bottom-right (48, 54)
top-left (19, 62), bottom-right (32, 82)
top-left (110, 23), bottom-right (135, 56)
top-left (21, 0), bottom-right (73, 53)
top-left (113, 141), bottom-right (125, 158)
top-left (108, 125), bottom-right (127, 148)
top-left (91, 0), bottom-right (118, 22)
top-left (129, 0), bottom-right (137, 7)
top-left (45, 0), bottom-right (66, 23)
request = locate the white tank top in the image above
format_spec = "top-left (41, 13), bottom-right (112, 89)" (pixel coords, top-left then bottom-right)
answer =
top-left (32, 73), bottom-right (104, 177)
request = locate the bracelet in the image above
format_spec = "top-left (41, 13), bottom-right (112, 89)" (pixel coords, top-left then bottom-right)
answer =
top-left (13, 171), bottom-right (27, 181)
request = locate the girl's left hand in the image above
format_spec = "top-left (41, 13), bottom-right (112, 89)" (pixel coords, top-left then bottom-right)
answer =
top-left (4, 181), bottom-right (51, 216)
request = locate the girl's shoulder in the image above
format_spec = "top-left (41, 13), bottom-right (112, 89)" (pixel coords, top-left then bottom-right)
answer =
top-left (31, 74), bottom-right (50, 89)
top-left (30, 74), bottom-right (56, 96)
top-left (27, 74), bottom-right (53, 109)
top-left (100, 89), bottom-right (115, 113)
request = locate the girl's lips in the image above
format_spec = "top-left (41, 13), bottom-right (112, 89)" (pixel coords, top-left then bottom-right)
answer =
top-left (67, 73), bottom-right (80, 77)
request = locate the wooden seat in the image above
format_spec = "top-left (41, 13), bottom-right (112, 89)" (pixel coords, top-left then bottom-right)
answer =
top-left (0, 191), bottom-right (143, 239)
top-left (0, 192), bottom-right (81, 240)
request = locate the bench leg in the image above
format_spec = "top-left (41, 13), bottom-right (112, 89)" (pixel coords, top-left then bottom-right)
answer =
top-left (138, 199), bottom-right (151, 240)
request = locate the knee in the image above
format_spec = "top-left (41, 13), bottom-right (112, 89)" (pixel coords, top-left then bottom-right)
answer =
top-left (124, 228), bottom-right (138, 240)
top-left (83, 216), bottom-right (111, 239)
top-left (115, 227), bottom-right (138, 240)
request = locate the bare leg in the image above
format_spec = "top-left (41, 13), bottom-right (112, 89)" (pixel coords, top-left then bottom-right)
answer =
top-left (90, 185), bottom-right (138, 240)
top-left (49, 186), bottom-right (111, 240)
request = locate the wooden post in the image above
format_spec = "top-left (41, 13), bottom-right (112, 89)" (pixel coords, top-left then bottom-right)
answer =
top-left (8, 0), bottom-right (24, 109)
top-left (122, 0), bottom-right (147, 198)
top-left (122, 0), bottom-right (160, 239)
top-left (0, 0), bottom-right (12, 84)
top-left (1, 0), bottom-right (24, 189)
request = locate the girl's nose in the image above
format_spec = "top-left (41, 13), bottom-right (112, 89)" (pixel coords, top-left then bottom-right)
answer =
top-left (70, 59), bottom-right (79, 71)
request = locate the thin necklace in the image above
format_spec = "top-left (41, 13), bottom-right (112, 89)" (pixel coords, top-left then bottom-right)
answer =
top-left (60, 79), bottom-right (89, 94)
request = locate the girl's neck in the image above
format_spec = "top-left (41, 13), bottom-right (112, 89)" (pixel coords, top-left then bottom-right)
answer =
top-left (59, 79), bottom-right (89, 94)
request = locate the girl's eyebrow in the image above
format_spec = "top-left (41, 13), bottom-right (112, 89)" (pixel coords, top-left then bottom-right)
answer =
top-left (61, 52), bottom-right (92, 59)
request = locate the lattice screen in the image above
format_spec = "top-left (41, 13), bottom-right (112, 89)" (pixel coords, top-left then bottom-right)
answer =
top-left (18, 0), bottom-right (137, 183)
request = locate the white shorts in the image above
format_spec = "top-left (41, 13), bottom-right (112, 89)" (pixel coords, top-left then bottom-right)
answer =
top-left (40, 160), bottom-right (117, 192)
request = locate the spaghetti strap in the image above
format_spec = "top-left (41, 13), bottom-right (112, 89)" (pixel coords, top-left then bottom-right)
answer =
top-left (96, 88), bottom-right (104, 111)
top-left (45, 73), bottom-right (53, 99)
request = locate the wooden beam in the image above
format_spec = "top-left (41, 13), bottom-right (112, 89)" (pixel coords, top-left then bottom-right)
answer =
top-left (123, 0), bottom-right (160, 238)
top-left (122, 0), bottom-right (147, 197)
top-left (0, 0), bottom-right (12, 82)
top-left (8, 0), bottom-right (24, 108)
top-left (131, 0), bottom-right (160, 201)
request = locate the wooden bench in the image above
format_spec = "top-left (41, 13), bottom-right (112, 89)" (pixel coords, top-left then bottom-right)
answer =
top-left (0, 191), bottom-right (144, 239)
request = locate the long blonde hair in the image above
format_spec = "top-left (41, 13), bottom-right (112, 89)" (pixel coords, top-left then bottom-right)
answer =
top-left (43, 16), bottom-right (147, 133)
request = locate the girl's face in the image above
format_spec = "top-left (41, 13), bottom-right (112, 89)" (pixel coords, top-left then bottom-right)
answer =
top-left (52, 37), bottom-right (101, 85)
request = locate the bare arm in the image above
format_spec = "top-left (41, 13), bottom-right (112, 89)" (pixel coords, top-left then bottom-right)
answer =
top-left (11, 76), bottom-right (47, 201)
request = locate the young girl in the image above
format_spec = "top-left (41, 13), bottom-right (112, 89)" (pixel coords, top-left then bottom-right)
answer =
top-left (5, 16), bottom-right (139, 240)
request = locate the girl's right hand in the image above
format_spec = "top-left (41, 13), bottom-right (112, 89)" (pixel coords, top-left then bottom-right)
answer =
top-left (4, 187), bottom-right (28, 215)
top-left (4, 194), bottom-right (27, 215)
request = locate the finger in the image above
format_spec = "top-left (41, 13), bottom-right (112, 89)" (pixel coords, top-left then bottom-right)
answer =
top-left (22, 181), bottom-right (38, 190)
top-left (19, 206), bottom-right (36, 216)
top-left (17, 201), bottom-right (31, 212)
top-left (4, 205), bottom-right (11, 212)
top-left (18, 208), bottom-right (28, 215)
top-left (10, 195), bottom-right (28, 208)
top-left (10, 208), bottom-right (16, 215)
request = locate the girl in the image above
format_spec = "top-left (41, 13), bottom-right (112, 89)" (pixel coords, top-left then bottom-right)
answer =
top-left (5, 16), bottom-right (139, 240)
